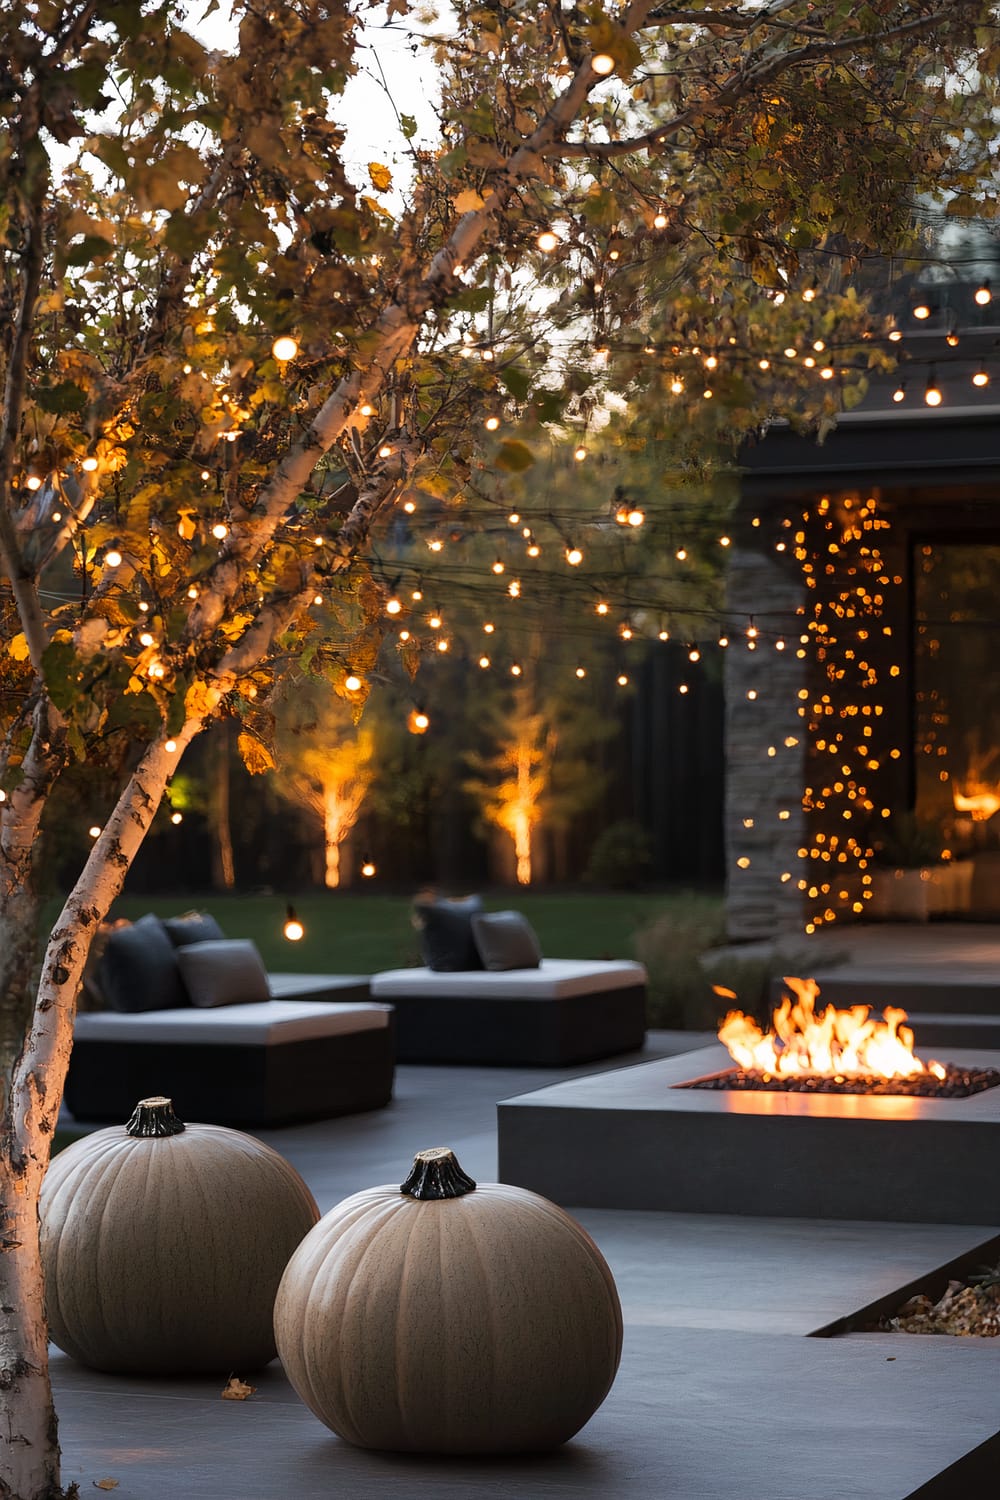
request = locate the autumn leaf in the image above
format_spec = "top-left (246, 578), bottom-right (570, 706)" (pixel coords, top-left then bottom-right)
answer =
top-left (494, 439), bottom-right (535, 473)
top-left (9, 633), bottom-right (30, 662)
top-left (237, 731), bottom-right (276, 776)
top-left (367, 162), bottom-right (392, 193)
top-left (221, 1375), bottom-right (256, 1400)
top-left (452, 188), bottom-right (485, 214)
top-left (93, 1480), bottom-right (119, 1491)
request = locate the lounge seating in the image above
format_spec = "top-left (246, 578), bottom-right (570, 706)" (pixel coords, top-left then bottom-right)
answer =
top-left (66, 1000), bottom-right (395, 1128)
top-left (370, 957), bottom-right (647, 1065)
top-left (66, 911), bottom-right (389, 1127)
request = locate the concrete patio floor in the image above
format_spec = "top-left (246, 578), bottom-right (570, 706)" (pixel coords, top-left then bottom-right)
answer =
top-left (54, 1029), bottom-right (1000, 1499)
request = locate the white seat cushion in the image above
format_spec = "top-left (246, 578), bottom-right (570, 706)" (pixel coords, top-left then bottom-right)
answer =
top-left (74, 1000), bottom-right (392, 1046)
top-left (370, 957), bottom-right (646, 1002)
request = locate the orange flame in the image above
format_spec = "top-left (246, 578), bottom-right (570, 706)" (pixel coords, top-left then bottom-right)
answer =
top-left (718, 977), bottom-right (947, 1081)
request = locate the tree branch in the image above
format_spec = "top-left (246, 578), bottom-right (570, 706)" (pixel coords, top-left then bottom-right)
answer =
top-left (555, 6), bottom-right (964, 161)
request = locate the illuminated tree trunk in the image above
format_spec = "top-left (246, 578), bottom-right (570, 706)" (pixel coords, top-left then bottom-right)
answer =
top-left (324, 789), bottom-right (343, 889)
top-left (209, 724), bottom-right (236, 891)
top-left (514, 743), bottom-right (533, 885)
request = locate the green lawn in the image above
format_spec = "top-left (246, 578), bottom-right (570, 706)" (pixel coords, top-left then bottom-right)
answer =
top-left (104, 889), bottom-right (704, 977)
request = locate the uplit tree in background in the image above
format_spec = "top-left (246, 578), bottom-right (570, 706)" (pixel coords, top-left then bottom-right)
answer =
top-left (271, 676), bottom-right (375, 888)
top-left (2, 0), bottom-right (998, 1492)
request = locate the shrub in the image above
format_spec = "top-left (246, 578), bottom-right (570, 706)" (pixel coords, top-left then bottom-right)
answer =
top-left (583, 820), bottom-right (653, 889)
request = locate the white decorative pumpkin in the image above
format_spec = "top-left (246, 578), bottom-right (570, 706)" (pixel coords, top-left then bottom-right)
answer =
top-left (273, 1146), bottom-right (622, 1453)
top-left (41, 1096), bottom-right (319, 1374)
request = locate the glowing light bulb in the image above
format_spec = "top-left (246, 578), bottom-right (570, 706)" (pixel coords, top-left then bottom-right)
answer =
top-left (596, 602), bottom-right (608, 616)
top-left (508, 512), bottom-right (520, 524)
top-left (403, 500), bottom-right (416, 513)
top-left (313, 593), bottom-right (323, 606)
top-left (25, 475), bottom-right (42, 491)
top-left (719, 535), bottom-right (731, 547)
top-left (345, 674), bottom-right (362, 692)
top-left (492, 559), bottom-right (505, 575)
top-left (627, 509), bottom-right (644, 528)
top-left (170, 811), bottom-right (183, 825)
top-left (924, 377), bottom-right (942, 407)
top-left (359, 403), bottom-right (374, 417)
top-left (139, 632), bottom-right (154, 647)
top-left (575, 667), bottom-right (586, 678)
top-left (676, 547), bottom-right (687, 561)
top-left (704, 354), bottom-right (718, 371)
top-left (271, 335), bottom-right (298, 362)
top-left (378, 444), bottom-right (393, 458)
top-left (758, 358), bottom-right (770, 370)
top-left (484, 622), bottom-right (495, 633)
top-left (484, 415), bottom-right (500, 431)
top-left (88, 825), bottom-right (101, 839)
top-left (892, 382), bottom-right (906, 403)
top-left (105, 548), bottom-right (122, 568)
top-left (888, 329), bottom-right (903, 342)
top-left (187, 585), bottom-right (199, 600)
top-left (591, 52), bottom-right (615, 74)
top-left (565, 546), bottom-right (583, 566)
top-left (574, 446), bottom-right (587, 461)
top-left (81, 456), bottom-right (99, 472)
top-left (386, 597), bottom-right (402, 614)
top-left (283, 908), bottom-right (305, 941)
top-left (819, 366), bottom-right (834, 380)
top-left (212, 522), bottom-right (228, 539)
top-left (653, 211), bottom-right (668, 229)
top-left (975, 281), bottom-right (992, 306)
top-left (361, 860), bottom-right (376, 878)
top-left (670, 377), bottom-right (684, 394)
top-left (617, 674), bottom-right (629, 687)
top-left (536, 230), bottom-right (559, 252)
top-left (165, 739), bottom-right (177, 753)
top-left (912, 302), bottom-right (931, 320)
top-left (973, 368), bottom-right (990, 388)
top-left (511, 663), bottom-right (522, 676)
top-left (479, 655), bottom-right (490, 668)
top-left (408, 709), bottom-right (430, 734)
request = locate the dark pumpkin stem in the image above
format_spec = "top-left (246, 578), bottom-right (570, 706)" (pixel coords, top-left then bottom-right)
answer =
top-left (400, 1147), bottom-right (476, 1200)
top-left (125, 1096), bottom-right (186, 1137)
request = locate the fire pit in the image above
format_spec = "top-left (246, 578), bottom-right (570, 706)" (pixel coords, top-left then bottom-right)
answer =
top-left (681, 978), bottom-right (1000, 1100)
top-left (497, 978), bottom-right (1000, 1224)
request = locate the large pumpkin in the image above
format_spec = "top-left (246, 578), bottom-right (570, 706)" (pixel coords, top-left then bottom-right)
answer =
top-left (273, 1146), bottom-right (623, 1453)
top-left (41, 1096), bottom-right (319, 1375)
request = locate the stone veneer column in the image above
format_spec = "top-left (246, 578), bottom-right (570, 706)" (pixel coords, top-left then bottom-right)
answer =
top-left (724, 544), bottom-right (810, 940)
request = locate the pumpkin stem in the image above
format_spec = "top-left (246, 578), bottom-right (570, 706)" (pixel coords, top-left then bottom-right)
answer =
top-left (125, 1096), bottom-right (186, 1138)
top-left (400, 1147), bottom-right (476, 1200)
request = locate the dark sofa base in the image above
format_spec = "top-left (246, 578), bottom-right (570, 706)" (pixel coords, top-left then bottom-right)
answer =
top-left (388, 985), bottom-right (647, 1066)
top-left (65, 1020), bottom-right (396, 1129)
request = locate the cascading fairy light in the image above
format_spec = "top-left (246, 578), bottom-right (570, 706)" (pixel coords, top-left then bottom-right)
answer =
top-left (794, 493), bottom-right (903, 932)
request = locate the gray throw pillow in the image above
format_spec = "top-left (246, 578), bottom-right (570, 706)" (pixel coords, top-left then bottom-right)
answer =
top-left (98, 914), bottom-right (190, 1012)
top-left (413, 895), bottom-right (485, 972)
top-left (162, 911), bottom-right (226, 948)
top-left (176, 939), bottom-right (271, 1008)
top-left (471, 910), bottom-right (543, 971)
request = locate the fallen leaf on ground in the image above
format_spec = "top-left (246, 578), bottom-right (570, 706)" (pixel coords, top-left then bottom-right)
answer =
top-left (93, 1481), bottom-right (119, 1491)
top-left (221, 1375), bottom-right (257, 1400)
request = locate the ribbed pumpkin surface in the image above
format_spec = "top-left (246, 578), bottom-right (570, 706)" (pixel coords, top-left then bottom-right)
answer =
top-left (274, 1181), bottom-right (623, 1453)
top-left (41, 1123), bottom-right (319, 1374)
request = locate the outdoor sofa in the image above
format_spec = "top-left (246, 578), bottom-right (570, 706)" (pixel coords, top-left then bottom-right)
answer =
top-left (65, 913), bottom-right (393, 1128)
top-left (370, 901), bottom-right (647, 1065)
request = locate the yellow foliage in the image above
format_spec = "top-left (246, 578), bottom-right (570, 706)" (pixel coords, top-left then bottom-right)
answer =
top-left (9, 633), bottom-right (30, 662)
top-left (184, 679), bottom-right (221, 720)
top-left (368, 162), bottom-right (393, 192)
top-left (237, 730), bottom-right (276, 775)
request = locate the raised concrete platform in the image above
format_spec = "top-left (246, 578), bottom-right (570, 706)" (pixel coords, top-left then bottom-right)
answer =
top-left (497, 1044), bottom-right (1000, 1222)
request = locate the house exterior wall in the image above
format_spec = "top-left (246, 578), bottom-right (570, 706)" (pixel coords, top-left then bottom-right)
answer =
top-left (724, 541), bottom-right (809, 939)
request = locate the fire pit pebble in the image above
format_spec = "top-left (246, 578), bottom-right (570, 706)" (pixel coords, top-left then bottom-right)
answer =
top-left (683, 1063), bottom-right (1000, 1100)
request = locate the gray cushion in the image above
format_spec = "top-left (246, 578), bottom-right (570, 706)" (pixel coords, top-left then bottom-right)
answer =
top-left (162, 911), bottom-right (226, 947)
top-left (413, 895), bottom-right (485, 972)
top-left (471, 910), bottom-right (542, 971)
top-left (176, 939), bottom-right (271, 1008)
top-left (98, 914), bottom-right (190, 1013)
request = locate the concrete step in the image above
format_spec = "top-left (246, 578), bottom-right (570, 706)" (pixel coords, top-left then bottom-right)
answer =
top-left (770, 971), bottom-right (1000, 1015)
top-left (907, 1012), bottom-right (1000, 1051)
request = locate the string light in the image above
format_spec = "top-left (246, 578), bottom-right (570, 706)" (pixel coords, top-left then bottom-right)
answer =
top-left (973, 367), bottom-right (990, 388)
top-left (975, 280), bottom-right (992, 306)
top-left (386, 596), bottom-right (402, 614)
top-left (105, 547), bottom-right (122, 568)
top-left (591, 52), bottom-right (615, 74)
top-left (170, 811), bottom-right (183, 825)
top-left (361, 860), bottom-right (376, 878)
top-left (912, 300), bottom-right (931, 319)
top-left (81, 456), bottom-right (99, 472)
top-left (408, 709), bottom-right (430, 734)
top-left (924, 372), bottom-right (942, 406)
top-left (565, 546), bottom-right (583, 566)
top-left (25, 474), bottom-right (42, 491)
top-left (271, 335), bottom-right (298, 362)
top-left (212, 522), bottom-right (228, 539)
top-left (574, 446), bottom-right (587, 461)
top-left (479, 655), bottom-right (491, 668)
top-left (892, 380), bottom-right (906, 403)
top-left (484, 416), bottom-right (500, 431)
top-left (536, 230), bottom-right (559, 252)
top-left (88, 825), bottom-right (101, 839)
top-left (283, 905), bottom-right (305, 941)
top-left (344, 674), bottom-right (362, 692)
